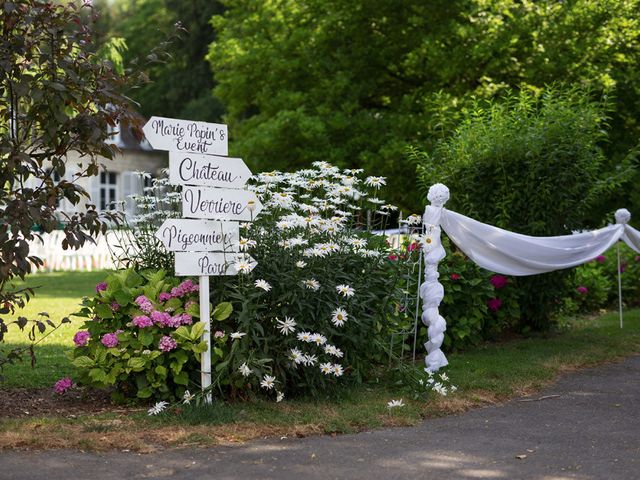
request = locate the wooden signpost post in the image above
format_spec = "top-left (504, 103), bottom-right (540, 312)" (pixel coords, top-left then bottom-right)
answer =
top-left (144, 116), bottom-right (259, 403)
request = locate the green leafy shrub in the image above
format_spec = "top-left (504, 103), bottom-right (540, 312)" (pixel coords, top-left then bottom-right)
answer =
top-left (70, 268), bottom-right (232, 402)
top-left (571, 257), bottom-right (611, 312)
top-left (416, 87), bottom-right (627, 330)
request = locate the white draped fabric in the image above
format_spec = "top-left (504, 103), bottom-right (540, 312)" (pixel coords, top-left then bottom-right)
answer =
top-left (419, 183), bottom-right (640, 372)
top-left (440, 210), bottom-right (640, 276)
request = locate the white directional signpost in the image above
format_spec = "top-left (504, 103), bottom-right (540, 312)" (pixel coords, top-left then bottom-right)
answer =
top-left (144, 116), bottom-right (260, 403)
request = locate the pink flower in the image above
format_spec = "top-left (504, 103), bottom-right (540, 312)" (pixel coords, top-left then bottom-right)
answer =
top-left (635, 256), bottom-right (640, 262)
top-left (595, 255), bottom-right (606, 263)
top-left (101, 332), bottom-right (119, 348)
top-left (577, 286), bottom-right (589, 294)
top-left (450, 273), bottom-right (461, 281)
top-left (487, 297), bottom-right (502, 312)
top-left (387, 254), bottom-right (398, 261)
top-left (73, 330), bottom-right (91, 347)
top-left (490, 275), bottom-right (508, 289)
top-left (95, 282), bottom-right (108, 293)
top-left (407, 242), bottom-right (418, 252)
top-left (159, 292), bottom-right (172, 302)
top-left (214, 331), bottom-right (225, 338)
top-left (135, 295), bottom-right (154, 314)
top-left (132, 315), bottom-right (153, 328)
top-left (178, 313), bottom-right (192, 325)
top-left (158, 335), bottom-right (177, 352)
top-left (54, 377), bottom-right (73, 394)
top-left (151, 310), bottom-right (173, 327)
top-left (620, 262), bottom-right (627, 273)
top-left (111, 302), bottom-right (120, 311)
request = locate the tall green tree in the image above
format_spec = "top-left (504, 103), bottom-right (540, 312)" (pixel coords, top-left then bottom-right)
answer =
top-left (208, 0), bottom-right (640, 213)
top-left (103, 0), bottom-right (224, 122)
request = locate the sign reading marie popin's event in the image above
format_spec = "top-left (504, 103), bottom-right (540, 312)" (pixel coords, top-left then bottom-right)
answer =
top-left (181, 186), bottom-right (263, 222)
top-left (143, 116), bottom-right (228, 156)
top-left (169, 152), bottom-right (252, 189)
top-left (155, 218), bottom-right (240, 252)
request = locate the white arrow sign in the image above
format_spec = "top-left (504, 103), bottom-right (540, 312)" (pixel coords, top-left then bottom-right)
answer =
top-left (181, 186), bottom-right (263, 221)
top-left (143, 116), bottom-right (228, 156)
top-left (154, 218), bottom-right (240, 252)
top-left (175, 252), bottom-right (257, 276)
top-left (169, 152), bottom-right (252, 189)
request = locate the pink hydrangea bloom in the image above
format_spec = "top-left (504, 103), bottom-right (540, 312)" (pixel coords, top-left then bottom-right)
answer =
top-left (54, 377), bottom-right (73, 394)
top-left (595, 255), bottom-right (606, 263)
top-left (490, 275), bottom-right (508, 289)
top-left (159, 292), bottom-right (172, 302)
top-left (95, 282), bottom-right (108, 293)
top-left (101, 332), bottom-right (119, 348)
top-left (73, 330), bottom-right (91, 347)
top-left (111, 302), bottom-right (120, 311)
top-left (577, 286), bottom-right (589, 294)
top-left (158, 335), bottom-right (177, 352)
top-left (177, 313), bottom-right (192, 325)
top-left (450, 273), bottom-right (461, 281)
top-left (135, 295), bottom-right (154, 314)
top-left (151, 310), bottom-right (173, 326)
top-left (214, 331), bottom-right (225, 338)
top-left (132, 315), bottom-right (153, 328)
top-left (487, 297), bottom-right (502, 312)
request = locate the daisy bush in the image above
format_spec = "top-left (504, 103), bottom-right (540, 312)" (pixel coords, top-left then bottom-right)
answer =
top-left (109, 162), bottom-right (408, 400)
top-left (209, 162), bottom-right (406, 398)
top-left (69, 268), bottom-right (233, 402)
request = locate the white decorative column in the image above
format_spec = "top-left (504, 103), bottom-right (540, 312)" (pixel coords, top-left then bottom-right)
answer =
top-left (615, 208), bottom-right (631, 329)
top-left (420, 184), bottom-right (449, 372)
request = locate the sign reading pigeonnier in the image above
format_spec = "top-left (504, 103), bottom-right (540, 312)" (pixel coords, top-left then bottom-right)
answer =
top-left (143, 115), bottom-right (260, 402)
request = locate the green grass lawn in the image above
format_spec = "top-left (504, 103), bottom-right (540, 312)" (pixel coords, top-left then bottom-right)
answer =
top-left (1, 271), bottom-right (107, 387)
top-left (0, 272), bottom-right (639, 451)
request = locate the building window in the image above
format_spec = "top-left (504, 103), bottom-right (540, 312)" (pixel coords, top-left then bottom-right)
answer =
top-left (100, 171), bottom-right (118, 210)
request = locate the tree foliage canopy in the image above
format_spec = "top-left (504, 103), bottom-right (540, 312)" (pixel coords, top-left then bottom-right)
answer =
top-left (208, 0), bottom-right (640, 212)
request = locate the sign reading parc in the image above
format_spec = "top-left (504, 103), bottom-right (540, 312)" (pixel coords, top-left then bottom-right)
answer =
top-left (169, 152), bottom-right (252, 189)
top-left (143, 116), bottom-right (228, 156)
top-left (174, 252), bottom-right (257, 276)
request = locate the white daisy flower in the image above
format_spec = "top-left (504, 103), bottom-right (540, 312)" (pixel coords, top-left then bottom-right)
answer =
top-left (310, 333), bottom-right (327, 345)
top-left (289, 347), bottom-right (304, 364)
top-left (147, 401), bottom-right (169, 416)
top-left (332, 364), bottom-right (344, 377)
top-left (296, 331), bottom-right (312, 342)
top-left (277, 316), bottom-right (297, 335)
top-left (302, 279), bottom-right (320, 291)
top-left (319, 362), bottom-right (333, 375)
top-left (296, 260), bottom-right (307, 268)
top-left (331, 308), bottom-right (348, 327)
top-left (260, 375), bottom-right (276, 390)
top-left (239, 362), bottom-right (252, 377)
top-left (336, 284), bottom-right (355, 298)
top-left (302, 354), bottom-right (318, 366)
top-left (387, 399), bottom-right (405, 408)
top-left (182, 390), bottom-right (196, 405)
top-left (276, 391), bottom-right (285, 402)
top-left (364, 176), bottom-right (386, 188)
top-left (230, 332), bottom-right (246, 339)
top-left (254, 279), bottom-right (272, 291)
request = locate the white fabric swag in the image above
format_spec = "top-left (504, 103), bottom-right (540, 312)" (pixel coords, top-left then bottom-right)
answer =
top-left (440, 209), bottom-right (640, 276)
top-left (419, 184), bottom-right (640, 372)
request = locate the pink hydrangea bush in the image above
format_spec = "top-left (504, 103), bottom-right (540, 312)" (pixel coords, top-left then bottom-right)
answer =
top-left (69, 268), bottom-right (231, 402)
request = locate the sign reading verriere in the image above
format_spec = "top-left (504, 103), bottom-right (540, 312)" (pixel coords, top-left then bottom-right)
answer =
top-left (181, 186), bottom-right (263, 222)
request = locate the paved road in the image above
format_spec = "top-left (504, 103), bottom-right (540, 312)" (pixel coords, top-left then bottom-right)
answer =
top-left (2, 356), bottom-right (639, 480)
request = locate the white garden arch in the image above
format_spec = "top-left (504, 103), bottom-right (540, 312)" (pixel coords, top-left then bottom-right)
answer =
top-left (419, 184), bottom-right (640, 372)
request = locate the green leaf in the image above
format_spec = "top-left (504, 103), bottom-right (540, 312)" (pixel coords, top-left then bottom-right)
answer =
top-left (213, 302), bottom-right (233, 321)
top-left (95, 303), bottom-right (114, 319)
top-left (139, 331), bottom-right (154, 346)
top-left (155, 365), bottom-right (167, 378)
top-left (73, 356), bottom-right (95, 368)
top-left (113, 290), bottom-right (133, 306)
top-left (186, 302), bottom-right (200, 318)
top-left (173, 371), bottom-right (189, 385)
top-left (127, 357), bottom-right (146, 371)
